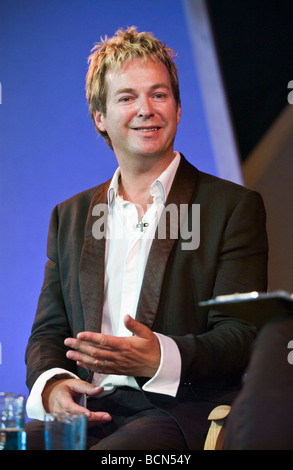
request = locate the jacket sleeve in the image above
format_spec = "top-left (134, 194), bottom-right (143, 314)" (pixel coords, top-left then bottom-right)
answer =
top-left (25, 205), bottom-right (78, 391)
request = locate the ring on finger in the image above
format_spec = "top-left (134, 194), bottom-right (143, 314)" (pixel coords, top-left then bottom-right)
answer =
top-left (93, 359), bottom-right (108, 369)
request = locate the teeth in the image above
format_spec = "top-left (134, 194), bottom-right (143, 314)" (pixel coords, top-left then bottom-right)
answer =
top-left (136, 127), bottom-right (159, 132)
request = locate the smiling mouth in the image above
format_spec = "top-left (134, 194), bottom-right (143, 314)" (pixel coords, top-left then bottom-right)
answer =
top-left (134, 127), bottom-right (161, 132)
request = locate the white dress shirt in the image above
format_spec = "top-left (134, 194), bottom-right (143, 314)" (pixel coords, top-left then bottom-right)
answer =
top-left (26, 153), bottom-right (182, 420)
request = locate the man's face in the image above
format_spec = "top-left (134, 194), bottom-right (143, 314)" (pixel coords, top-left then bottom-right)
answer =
top-left (94, 57), bottom-right (181, 164)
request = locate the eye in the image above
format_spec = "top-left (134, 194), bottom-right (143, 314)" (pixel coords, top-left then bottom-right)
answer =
top-left (152, 91), bottom-right (169, 102)
top-left (118, 96), bottom-right (133, 103)
top-left (154, 92), bottom-right (166, 99)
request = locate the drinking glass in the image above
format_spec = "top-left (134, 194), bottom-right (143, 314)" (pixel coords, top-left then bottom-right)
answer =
top-left (44, 413), bottom-right (87, 450)
top-left (0, 393), bottom-right (26, 450)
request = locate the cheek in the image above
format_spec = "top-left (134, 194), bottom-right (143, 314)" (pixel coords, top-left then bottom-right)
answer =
top-left (105, 117), bottom-right (128, 143)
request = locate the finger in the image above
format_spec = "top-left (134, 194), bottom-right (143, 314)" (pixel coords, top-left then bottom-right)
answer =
top-left (66, 349), bottom-right (113, 372)
top-left (65, 336), bottom-right (111, 355)
top-left (87, 411), bottom-right (112, 424)
top-left (69, 381), bottom-right (104, 397)
top-left (75, 331), bottom-right (126, 350)
top-left (76, 360), bottom-right (111, 374)
top-left (57, 400), bottom-right (111, 424)
top-left (65, 337), bottom-right (114, 368)
top-left (75, 332), bottom-right (112, 349)
top-left (124, 315), bottom-right (152, 339)
top-left (85, 385), bottom-right (105, 397)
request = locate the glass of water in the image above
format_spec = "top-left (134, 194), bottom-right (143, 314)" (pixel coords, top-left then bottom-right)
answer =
top-left (0, 393), bottom-right (26, 450)
top-left (44, 413), bottom-right (87, 450)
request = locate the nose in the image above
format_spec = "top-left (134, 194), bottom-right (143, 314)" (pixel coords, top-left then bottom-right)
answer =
top-left (137, 96), bottom-right (154, 119)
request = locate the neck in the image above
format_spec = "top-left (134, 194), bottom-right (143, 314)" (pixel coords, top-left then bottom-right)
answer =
top-left (117, 152), bottom-right (176, 216)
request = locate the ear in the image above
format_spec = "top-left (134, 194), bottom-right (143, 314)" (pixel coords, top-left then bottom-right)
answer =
top-left (93, 110), bottom-right (107, 132)
top-left (176, 105), bottom-right (181, 125)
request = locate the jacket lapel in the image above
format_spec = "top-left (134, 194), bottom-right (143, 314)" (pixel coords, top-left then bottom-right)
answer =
top-left (135, 155), bottom-right (199, 328)
top-left (79, 181), bottom-right (110, 332)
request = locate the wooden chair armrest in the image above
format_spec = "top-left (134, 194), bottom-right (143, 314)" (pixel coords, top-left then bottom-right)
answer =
top-left (204, 405), bottom-right (231, 450)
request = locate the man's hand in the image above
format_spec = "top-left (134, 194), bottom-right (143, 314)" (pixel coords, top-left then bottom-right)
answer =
top-left (42, 378), bottom-right (112, 424)
top-left (64, 315), bottom-right (161, 378)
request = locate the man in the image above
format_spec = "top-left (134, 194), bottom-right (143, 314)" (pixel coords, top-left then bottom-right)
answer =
top-left (25, 27), bottom-right (268, 450)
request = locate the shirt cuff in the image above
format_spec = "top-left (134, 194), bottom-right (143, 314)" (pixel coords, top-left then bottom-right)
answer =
top-left (142, 333), bottom-right (181, 397)
top-left (26, 368), bottom-right (79, 420)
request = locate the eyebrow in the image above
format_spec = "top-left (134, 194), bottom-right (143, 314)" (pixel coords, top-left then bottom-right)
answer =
top-left (114, 83), bottom-right (170, 96)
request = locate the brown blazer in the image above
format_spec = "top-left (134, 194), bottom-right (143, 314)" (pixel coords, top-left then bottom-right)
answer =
top-left (25, 155), bottom-right (268, 447)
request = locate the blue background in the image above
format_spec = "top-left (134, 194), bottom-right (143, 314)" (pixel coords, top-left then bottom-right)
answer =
top-left (0, 0), bottom-right (230, 409)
